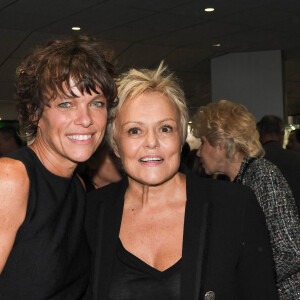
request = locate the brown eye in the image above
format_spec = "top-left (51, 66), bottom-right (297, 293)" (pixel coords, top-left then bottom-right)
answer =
top-left (129, 128), bottom-right (140, 135)
top-left (161, 125), bottom-right (172, 133)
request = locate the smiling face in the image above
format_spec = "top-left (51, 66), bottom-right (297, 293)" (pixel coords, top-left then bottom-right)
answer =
top-left (34, 85), bottom-right (107, 174)
top-left (113, 91), bottom-right (182, 186)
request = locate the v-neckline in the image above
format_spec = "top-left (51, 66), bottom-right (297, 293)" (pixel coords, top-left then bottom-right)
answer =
top-left (117, 238), bottom-right (182, 280)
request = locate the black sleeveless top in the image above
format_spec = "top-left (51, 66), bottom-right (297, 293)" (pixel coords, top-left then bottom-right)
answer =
top-left (107, 238), bottom-right (181, 300)
top-left (0, 147), bottom-right (90, 299)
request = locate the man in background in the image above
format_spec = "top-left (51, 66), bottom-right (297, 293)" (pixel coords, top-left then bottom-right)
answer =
top-left (287, 129), bottom-right (300, 152)
top-left (0, 126), bottom-right (23, 156)
top-left (257, 115), bottom-right (300, 213)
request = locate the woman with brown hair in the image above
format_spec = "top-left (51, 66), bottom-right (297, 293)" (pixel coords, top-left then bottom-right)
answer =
top-left (0, 35), bottom-right (117, 299)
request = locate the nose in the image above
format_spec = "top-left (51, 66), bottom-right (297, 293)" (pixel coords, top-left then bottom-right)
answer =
top-left (75, 107), bottom-right (93, 127)
top-left (144, 130), bottom-right (159, 149)
top-left (196, 145), bottom-right (201, 157)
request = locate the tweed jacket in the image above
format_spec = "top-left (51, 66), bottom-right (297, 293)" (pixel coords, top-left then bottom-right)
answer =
top-left (235, 157), bottom-right (300, 299)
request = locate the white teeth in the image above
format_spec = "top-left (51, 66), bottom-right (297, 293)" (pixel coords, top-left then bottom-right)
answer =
top-left (140, 157), bottom-right (163, 162)
top-left (67, 135), bottom-right (92, 141)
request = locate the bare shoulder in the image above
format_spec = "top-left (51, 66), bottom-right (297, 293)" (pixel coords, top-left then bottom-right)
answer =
top-left (0, 157), bottom-right (29, 273)
top-left (0, 157), bottom-right (29, 188)
top-left (0, 157), bottom-right (29, 219)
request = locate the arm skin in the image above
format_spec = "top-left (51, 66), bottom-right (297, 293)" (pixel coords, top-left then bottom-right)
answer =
top-left (0, 157), bottom-right (29, 274)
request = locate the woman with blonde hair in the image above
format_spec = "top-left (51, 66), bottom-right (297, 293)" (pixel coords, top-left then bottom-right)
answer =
top-left (85, 65), bottom-right (278, 299)
top-left (193, 99), bottom-right (300, 299)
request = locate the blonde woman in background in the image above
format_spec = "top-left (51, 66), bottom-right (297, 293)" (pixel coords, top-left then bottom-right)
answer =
top-left (193, 100), bottom-right (300, 299)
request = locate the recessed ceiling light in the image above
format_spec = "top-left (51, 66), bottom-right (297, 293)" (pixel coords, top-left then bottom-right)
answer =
top-left (213, 43), bottom-right (221, 47)
top-left (204, 8), bottom-right (214, 12)
top-left (72, 27), bottom-right (81, 31)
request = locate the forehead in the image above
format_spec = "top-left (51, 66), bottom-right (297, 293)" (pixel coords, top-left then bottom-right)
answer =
top-left (45, 76), bottom-right (102, 101)
top-left (118, 91), bottom-right (179, 120)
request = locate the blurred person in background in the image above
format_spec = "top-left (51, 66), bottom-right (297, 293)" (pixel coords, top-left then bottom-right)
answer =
top-left (257, 115), bottom-right (300, 213)
top-left (193, 100), bottom-right (300, 299)
top-left (77, 141), bottom-right (123, 192)
top-left (0, 125), bottom-right (23, 155)
top-left (287, 129), bottom-right (300, 152)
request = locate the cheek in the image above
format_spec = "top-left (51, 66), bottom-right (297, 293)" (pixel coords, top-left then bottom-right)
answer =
top-left (38, 114), bottom-right (55, 132)
top-left (94, 111), bottom-right (107, 128)
top-left (200, 146), bottom-right (208, 158)
top-left (114, 137), bottom-right (134, 162)
top-left (163, 135), bottom-right (181, 150)
top-left (119, 139), bottom-right (141, 158)
top-left (163, 139), bottom-right (182, 162)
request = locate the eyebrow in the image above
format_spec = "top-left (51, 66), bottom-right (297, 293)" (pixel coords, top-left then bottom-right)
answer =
top-left (59, 93), bottom-right (105, 101)
top-left (121, 118), bottom-right (177, 127)
top-left (91, 94), bottom-right (106, 100)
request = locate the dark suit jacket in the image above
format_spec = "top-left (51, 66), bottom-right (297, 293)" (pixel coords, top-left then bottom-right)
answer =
top-left (85, 166), bottom-right (278, 300)
top-left (263, 140), bottom-right (300, 213)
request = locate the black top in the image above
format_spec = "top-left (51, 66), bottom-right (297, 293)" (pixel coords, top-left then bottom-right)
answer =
top-left (0, 147), bottom-right (90, 299)
top-left (107, 238), bottom-right (181, 300)
top-left (85, 164), bottom-right (278, 300)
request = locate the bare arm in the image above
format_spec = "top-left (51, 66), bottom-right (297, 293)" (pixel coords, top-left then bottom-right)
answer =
top-left (0, 157), bottom-right (29, 274)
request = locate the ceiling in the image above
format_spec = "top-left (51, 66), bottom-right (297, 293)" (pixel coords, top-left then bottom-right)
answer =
top-left (0, 0), bottom-right (300, 120)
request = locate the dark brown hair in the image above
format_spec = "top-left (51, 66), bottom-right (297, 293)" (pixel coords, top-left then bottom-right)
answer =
top-left (257, 115), bottom-right (285, 138)
top-left (14, 35), bottom-right (117, 140)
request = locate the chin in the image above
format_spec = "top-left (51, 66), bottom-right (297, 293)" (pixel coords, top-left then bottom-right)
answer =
top-left (133, 172), bottom-right (178, 187)
top-left (71, 152), bottom-right (94, 163)
top-left (204, 169), bottom-right (212, 176)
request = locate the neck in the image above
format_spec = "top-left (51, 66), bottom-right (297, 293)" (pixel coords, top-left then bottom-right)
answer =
top-left (224, 153), bottom-right (244, 182)
top-left (29, 143), bottom-right (76, 178)
top-left (126, 172), bottom-right (186, 208)
top-left (260, 134), bottom-right (283, 146)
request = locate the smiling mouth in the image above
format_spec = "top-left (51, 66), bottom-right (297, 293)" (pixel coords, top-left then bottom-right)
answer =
top-left (67, 134), bottom-right (92, 141)
top-left (139, 157), bottom-right (164, 162)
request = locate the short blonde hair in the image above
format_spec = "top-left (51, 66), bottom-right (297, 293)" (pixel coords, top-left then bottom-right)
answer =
top-left (192, 100), bottom-right (264, 160)
top-left (107, 62), bottom-right (188, 146)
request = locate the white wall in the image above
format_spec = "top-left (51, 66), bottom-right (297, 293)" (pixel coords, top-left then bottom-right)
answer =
top-left (211, 50), bottom-right (284, 121)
